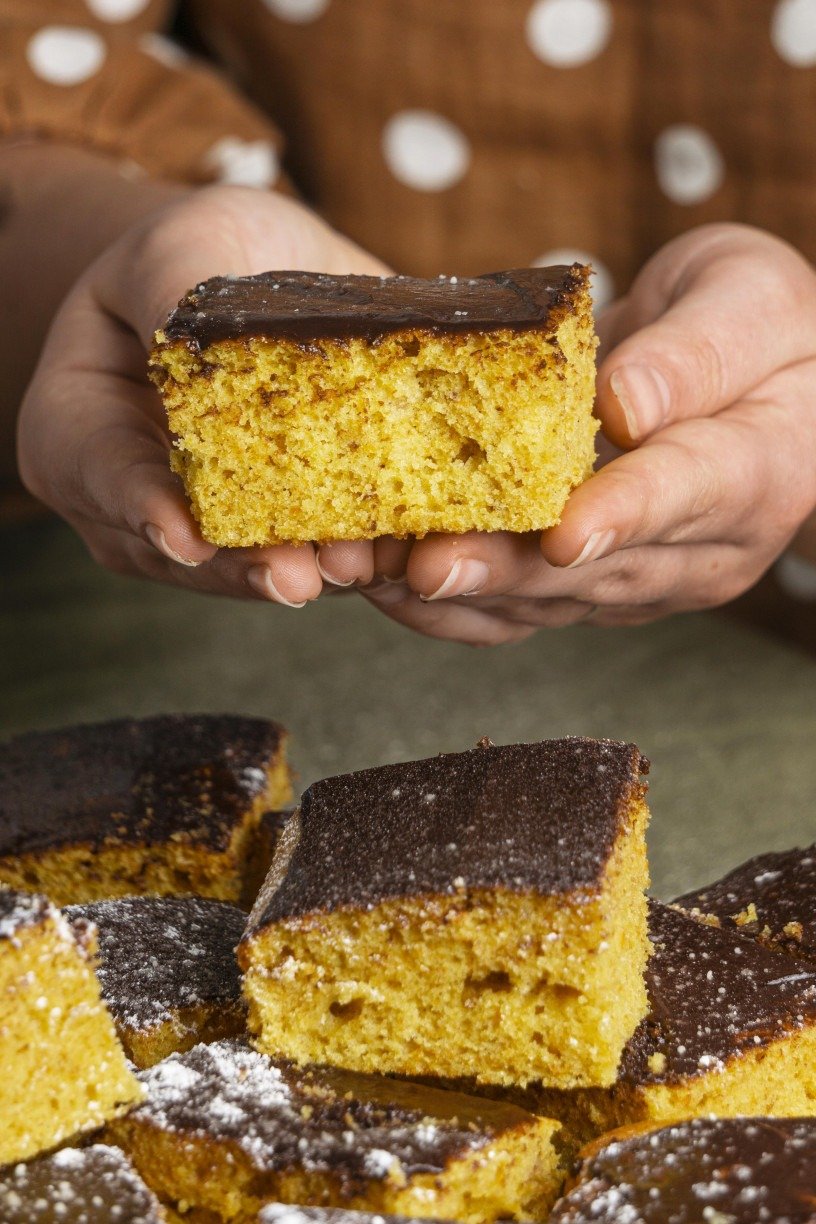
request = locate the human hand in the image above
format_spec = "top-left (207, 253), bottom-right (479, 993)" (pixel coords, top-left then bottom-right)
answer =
top-left (363, 224), bottom-right (816, 644)
top-left (17, 185), bottom-right (388, 605)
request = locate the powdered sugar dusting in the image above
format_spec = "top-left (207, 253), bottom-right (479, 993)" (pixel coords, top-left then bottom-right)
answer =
top-left (0, 1143), bottom-right (163, 1222)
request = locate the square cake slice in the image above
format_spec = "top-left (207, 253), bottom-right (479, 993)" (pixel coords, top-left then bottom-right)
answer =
top-left (239, 737), bottom-right (651, 1088)
top-left (0, 1144), bottom-right (166, 1222)
top-left (108, 1039), bottom-right (563, 1224)
top-left (64, 896), bottom-right (248, 1067)
top-left (0, 888), bottom-right (141, 1164)
top-left (149, 266), bottom-right (598, 546)
top-left (0, 714), bottom-right (291, 905)
top-left (548, 1116), bottom-right (816, 1222)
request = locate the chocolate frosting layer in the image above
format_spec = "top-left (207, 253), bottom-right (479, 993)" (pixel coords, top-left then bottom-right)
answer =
top-left (550, 1116), bottom-right (816, 1222)
top-left (132, 1039), bottom-right (536, 1193)
top-left (620, 901), bottom-right (816, 1085)
top-left (65, 895), bottom-right (245, 1031)
top-left (248, 738), bottom-right (647, 927)
top-left (0, 1144), bottom-right (164, 1223)
top-left (158, 266), bottom-right (586, 349)
top-left (0, 888), bottom-right (50, 940)
top-left (0, 715), bottom-right (284, 856)
top-left (675, 843), bottom-right (816, 963)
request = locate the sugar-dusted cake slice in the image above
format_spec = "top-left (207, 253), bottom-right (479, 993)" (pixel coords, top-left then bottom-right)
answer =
top-left (549, 1116), bottom-right (816, 1222)
top-left (108, 1039), bottom-right (563, 1224)
top-left (0, 888), bottom-right (141, 1164)
top-left (64, 895), bottom-right (247, 1067)
top-left (0, 715), bottom-right (291, 905)
top-left (0, 1144), bottom-right (166, 1222)
top-left (149, 267), bottom-right (598, 546)
top-left (260, 1209), bottom-right (449, 1224)
top-left (674, 841), bottom-right (816, 963)
top-left (240, 737), bottom-right (651, 1088)
top-left (528, 900), bottom-right (816, 1150)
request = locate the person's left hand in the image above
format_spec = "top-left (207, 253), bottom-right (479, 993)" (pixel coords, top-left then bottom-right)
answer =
top-left (362, 223), bottom-right (816, 644)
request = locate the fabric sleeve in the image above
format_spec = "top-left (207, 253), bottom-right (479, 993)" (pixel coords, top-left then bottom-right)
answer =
top-left (0, 0), bottom-right (285, 190)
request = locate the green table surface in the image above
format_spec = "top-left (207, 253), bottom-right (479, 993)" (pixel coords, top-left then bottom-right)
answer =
top-left (2, 520), bottom-right (815, 899)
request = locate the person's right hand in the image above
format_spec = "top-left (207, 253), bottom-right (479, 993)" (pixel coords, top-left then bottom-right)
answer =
top-left (17, 186), bottom-right (388, 606)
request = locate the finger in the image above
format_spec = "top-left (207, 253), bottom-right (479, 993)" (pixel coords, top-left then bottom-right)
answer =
top-left (597, 229), bottom-right (816, 447)
top-left (543, 389), bottom-right (816, 568)
top-left (362, 583), bottom-right (538, 647)
top-left (316, 541), bottom-right (376, 588)
top-left (404, 532), bottom-right (544, 602)
top-left (372, 536), bottom-right (414, 581)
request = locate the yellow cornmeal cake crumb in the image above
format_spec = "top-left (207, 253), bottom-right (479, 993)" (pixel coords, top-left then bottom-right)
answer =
top-left (515, 901), bottom-right (816, 1152)
top-left (239, 738), bottom-right (651, 1089)
top-left (64, 896), bottom-right (248, 1068)
top-left (108, 1039), bottom-right (564, 1224)
top-left (149, 267), bottom-right (598, 547)
top-left (0, 715), bottom-right (291, 906)
top-left (0, 888), bottom-right (142, 1164)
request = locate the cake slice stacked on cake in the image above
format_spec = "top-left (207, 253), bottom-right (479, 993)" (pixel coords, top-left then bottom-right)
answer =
top-left (149, 266), bottom-right (598, 546)
top-left (240, 737), bottom-right (651, 1089)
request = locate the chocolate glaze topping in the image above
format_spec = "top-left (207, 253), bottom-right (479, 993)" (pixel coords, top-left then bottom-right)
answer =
top-left (248, 738), bottom-right (647, 928)
top-left (260, 1209), bottom-right (447, 1224)
top-left (0, 887), bottom-right (50, 940)
top-left (132, 1039), bottom-right (536, 1194)
top-left (0, 715), bottom-right (284, 856)
top-left (675, 843), bottom-right (816, 963)
top-left (64, 896), bottom-right (245, 1031)
top-left (550, 1116), bottom-right (816, 1222)
top-left (0, 1144), bottom-right (165, 1223)
top-left (619, 901), bottom-right (816, 1085)
top-left (158, 266), bottom-right (586, 350)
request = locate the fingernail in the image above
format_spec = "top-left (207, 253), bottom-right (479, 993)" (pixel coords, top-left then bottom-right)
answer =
top-left (316, 549), bottom-right (356, 587)
top-left (247, 565), bottom-right (307, 608)
top-left (364, 581), bottom-right (409, 606)
top-left (566, 529), bottom-right (617, 569)
top-left (420, 559), bottom-right (490, 602)
top-left (145, 523), bottom-right (200, 567)
top-left (610, 365), bottom-right (671, 440)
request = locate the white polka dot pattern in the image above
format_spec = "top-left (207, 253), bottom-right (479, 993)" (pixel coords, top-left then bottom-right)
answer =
top-left (85, 0), bottom-right (150, 21)
top-left (654, 124), bottom-right (724, 206)
top-left (771, 0), bottom-right (816, 65)
top-left (382, 110), bottom-right (471, 193)
top-left (533, 248), bottom-right (614, 310)
top-left (27, 26), bottom-right (107, 86)
top-left (262, 0), bottom-right (330, 22)
top-left (525, 0), bottom-right (612, 67)
top-left (205, 137), bottom-right (280, 188)
top-left (775, 553), bottom-right (816, 600)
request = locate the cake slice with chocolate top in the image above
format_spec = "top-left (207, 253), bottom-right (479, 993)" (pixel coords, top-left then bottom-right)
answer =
top-left (525, 900), bottom-right (816, 1150)
top-left (674, 841), bottom-right (816, 963)
top-left (0, 1145), bottom-right (167, 1223)
top-left (64, 895), bottom-right (248, 1067)
top-left (0, 888), bottom-right (141, 1164)
top-left (108, 1039), bottom-right (563, 1224)
top-left (548, 1116), bottom-right (816, 1223)
top-left (239, 737), bottom-right (651, 1089)
top-left (149, 266), bottom-right (598, 547)
top-left (0, 715), bottom-right (291, 906)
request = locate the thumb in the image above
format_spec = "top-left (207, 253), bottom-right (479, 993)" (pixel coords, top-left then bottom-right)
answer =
top-left (597, 229), bottom-right (816, 449)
